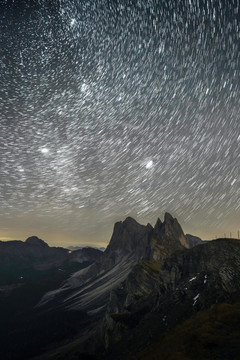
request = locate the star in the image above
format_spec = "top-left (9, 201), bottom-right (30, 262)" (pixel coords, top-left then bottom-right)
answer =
top-left (40, 148), bottom-right (50, 154)
top-left (146, 160), bottom-right (153, 169)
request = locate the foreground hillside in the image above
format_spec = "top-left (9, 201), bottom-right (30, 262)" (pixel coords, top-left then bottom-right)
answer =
top-left (134, 301), bottom-right (240, 360)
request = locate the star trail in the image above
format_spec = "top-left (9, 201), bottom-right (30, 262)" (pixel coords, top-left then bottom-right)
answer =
top-left (0, 0), bottom-right (239, 246)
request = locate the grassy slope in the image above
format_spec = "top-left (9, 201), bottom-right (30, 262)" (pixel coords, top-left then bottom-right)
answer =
top-left (132, 302), bottom-right (240, 360)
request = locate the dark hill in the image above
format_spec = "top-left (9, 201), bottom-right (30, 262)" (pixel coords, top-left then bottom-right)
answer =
top-left (0, 237), bottom-right (103, 360)
top-left (0, 236), bottom-right (103, 282)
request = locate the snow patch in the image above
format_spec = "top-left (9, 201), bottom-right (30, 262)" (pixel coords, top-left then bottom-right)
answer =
top-left (193, 293), bottom-right (200, 306)
top-left (189, 276), bottom-right (197, 282)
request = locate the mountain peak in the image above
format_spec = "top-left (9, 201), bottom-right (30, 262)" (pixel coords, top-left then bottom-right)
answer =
top-left (164, 212), bottom-right (174, 222)
top-left (25, 236), bottom-right (49, 247)
top-left (104, 212), bottom-right (189, 264)
top-left (151, 212), bottom-right (189, 255)
top-left (154, 217), bottom-right (162, 230)
top-left (123, 216), bottom-right (140, 226)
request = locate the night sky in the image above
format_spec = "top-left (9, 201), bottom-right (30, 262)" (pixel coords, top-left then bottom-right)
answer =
top-left (0, 0), bottom-right (239, 247)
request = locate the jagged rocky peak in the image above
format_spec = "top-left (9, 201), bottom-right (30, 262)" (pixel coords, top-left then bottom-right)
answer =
top-left (25, 236), bottom-right (49, 247)
top-left (164, 212), bottom-right (180, 230)
top-left (153, 212), bottom-right (189, 249)
top-left (165, 213), bottom-right (189, 248)
top-left (104, 212), bottom-right (189, 264)
top-left (154, 217), bottom-right (162, 230)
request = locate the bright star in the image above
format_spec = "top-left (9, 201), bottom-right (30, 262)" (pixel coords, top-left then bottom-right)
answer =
top-left (146, 160), bottom-right (153, 169)
top-left (40, 148), bottom-right (49, 154)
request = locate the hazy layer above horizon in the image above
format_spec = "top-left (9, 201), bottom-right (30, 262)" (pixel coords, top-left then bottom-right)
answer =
top-left (0, 210), bottom-right (239, 247)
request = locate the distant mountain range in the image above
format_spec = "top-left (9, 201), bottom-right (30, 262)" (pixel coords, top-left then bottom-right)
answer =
top-left (0, 236), bottom-right (102, 284)
top-left (67, 245), bottom-right (106, 252)
top-left (1, 213), bottom-right (239, 360)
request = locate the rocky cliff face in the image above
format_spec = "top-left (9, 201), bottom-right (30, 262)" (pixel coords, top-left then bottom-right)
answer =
top-left (104, 217), bottom-right (153, 264)
top-left (105, 213), bottom-right (189, 263)
top-left (150, 213), bottom-right (189, 261)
